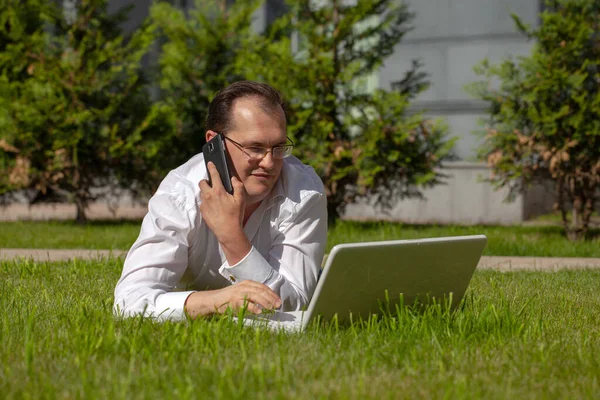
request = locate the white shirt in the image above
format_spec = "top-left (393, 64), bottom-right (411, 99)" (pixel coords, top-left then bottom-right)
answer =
top-left (113, 153), bottom-right (327, 320)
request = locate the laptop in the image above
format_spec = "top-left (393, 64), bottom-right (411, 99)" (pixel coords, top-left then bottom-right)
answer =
top-left (243, 235), bottom-right (487, 332)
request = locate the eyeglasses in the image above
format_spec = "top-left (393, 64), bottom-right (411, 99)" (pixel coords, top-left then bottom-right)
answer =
top-left (221, 134), bottom-right (294, 160)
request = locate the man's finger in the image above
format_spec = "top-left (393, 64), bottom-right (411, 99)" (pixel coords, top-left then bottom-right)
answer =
top-left (244, 291), bottom-right (280, 311)
top-left (231, 177), bottom-right (245, 202)
top-left (206, 162), bottom-right (224, 190)
top-left (223, 299), bottom-right (262, 315)
top-left (198, 179), bottom-right (211, 192)
top-left (250, 289), bottom-right (281, 309)
top-left (239, 281), bottom-right (281, 305)
top-left (247, 286), bottom-right (282, 308)
top-left (243, 301), bottom-right (263, 315)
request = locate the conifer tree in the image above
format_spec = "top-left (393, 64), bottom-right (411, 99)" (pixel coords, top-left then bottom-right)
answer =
top-left (468, 0), bottom-right (600, 240)
top-left (0, 0), bottom-right (167, 222)
top-left (150, 0), bottom-right (263, 159)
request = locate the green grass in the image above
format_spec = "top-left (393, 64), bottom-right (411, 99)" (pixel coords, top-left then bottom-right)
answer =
top-left (328, 221), bottom-right (600, 257)
top-left (530, 210), bottom-right (600, 225)
top-left (1, 219), bottom-right (599, 257)
top-left (0, 220), bottom-right (141, 250)
top-left (1, 259), bottom-right (599, 398)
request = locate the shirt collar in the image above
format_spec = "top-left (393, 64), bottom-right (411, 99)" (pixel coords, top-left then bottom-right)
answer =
top-left (266, 174), bottom-right (286, 210)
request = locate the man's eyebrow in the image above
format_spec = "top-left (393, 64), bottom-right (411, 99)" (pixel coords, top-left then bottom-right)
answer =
top-left (245, 140), bottom-right (288, 146)
top-left (244, 141), bottom-right (266, 146)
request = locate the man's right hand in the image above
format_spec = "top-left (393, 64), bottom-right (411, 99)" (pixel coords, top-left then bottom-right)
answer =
top-left (199, 162), bottom-right (252, 266)
top-left (184, 280), bottom-right (282, 319)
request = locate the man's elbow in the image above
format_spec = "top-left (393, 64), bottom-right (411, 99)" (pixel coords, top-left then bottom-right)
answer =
top-left (113, 296), bottom-right (136, 319)
top-left (113, 290), bottom-right (151, 319)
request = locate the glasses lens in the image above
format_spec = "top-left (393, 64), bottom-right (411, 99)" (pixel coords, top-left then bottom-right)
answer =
top-left (246, 147), bottom-right (268, 159)
top-left (273, 145), bottom-right (293, 159)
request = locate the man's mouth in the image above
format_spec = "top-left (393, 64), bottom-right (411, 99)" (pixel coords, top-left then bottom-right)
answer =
top-left (252, 173), bottom-right (273, 180)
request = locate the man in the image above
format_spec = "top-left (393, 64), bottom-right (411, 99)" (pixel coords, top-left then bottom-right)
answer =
top-left (114, 81), bottom-right (327, 320)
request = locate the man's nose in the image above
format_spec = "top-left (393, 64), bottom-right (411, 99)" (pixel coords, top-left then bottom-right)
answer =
top-left (259, 151), bottom-right (275, 169)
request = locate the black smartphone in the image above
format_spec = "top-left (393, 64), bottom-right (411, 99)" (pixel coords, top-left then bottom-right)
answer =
top-left (202, 134), bottom-right (234, 195)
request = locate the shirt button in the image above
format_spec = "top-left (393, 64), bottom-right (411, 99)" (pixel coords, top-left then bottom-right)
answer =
top-left (229, 276), bottom-right (236, 283)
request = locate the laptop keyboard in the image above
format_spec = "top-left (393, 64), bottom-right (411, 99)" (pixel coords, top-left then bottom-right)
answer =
top-left (237, 310), bottom-right (304, 332)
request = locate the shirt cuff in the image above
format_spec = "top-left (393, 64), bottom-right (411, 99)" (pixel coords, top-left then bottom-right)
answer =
top-left (154, 290), bottom-right (196, 321)
top-left (218, 246), bottom-right (274, 284)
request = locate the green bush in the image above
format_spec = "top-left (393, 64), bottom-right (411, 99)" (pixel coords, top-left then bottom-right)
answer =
top-left (0, 0), bottom-right (173, 222)
top-left (150, 0), bottom-right (264, 162)
top-left (1, 0), bottom-right (456, 223)
top-left (467, 0), bottom-right (600, 240)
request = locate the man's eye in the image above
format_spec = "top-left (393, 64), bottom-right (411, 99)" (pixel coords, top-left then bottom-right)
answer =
top-left (247, 147), bottom-right (266, 154)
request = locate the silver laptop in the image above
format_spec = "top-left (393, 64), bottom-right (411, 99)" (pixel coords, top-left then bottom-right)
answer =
top-left (244, 235), bottom-right (487, 332)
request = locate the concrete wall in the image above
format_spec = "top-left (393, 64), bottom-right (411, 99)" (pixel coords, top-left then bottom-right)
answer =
top-left (342, 0), bottom-right (551, 223)
top-left (343, 162), bottom-right (524, 225)
top-left (379, 0), bottom-right (540, 161)
top-left (522, 180), bottom-right (600, 220)
top-left (107, 0), bottom-right (153, 33)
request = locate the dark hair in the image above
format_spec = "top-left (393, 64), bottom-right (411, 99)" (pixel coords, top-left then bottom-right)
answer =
top-left (206, 80), bottom-right (286, 135)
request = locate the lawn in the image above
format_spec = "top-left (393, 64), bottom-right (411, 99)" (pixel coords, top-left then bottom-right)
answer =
top-left (1, 219), bottom-right (599, 257)
top-left (1, 258), bottom-right (599, 398)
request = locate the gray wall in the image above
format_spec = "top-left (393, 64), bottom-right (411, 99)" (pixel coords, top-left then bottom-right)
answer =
top-left (107, 0), bottom-right (153, 33)
top-left (379, 0), bottom-right (540, 160)
top-left (341, 0), bottom-right (553, 224)
top-left (344, 162), bottom-right (525, 225)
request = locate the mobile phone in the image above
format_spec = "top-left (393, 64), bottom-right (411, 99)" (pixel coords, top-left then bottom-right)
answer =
top-left (202, 134), bottom-right (234, 195)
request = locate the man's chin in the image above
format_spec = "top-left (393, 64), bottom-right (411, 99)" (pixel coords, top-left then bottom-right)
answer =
top-left (244, 183), bottom-right (274, 204)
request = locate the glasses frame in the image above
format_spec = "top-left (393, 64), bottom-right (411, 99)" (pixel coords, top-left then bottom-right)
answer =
top-left (219, 133), bottom-right (295, 160)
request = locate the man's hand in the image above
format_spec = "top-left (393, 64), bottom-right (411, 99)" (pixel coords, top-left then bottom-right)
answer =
top-left (199, 162), bottom-right (251, 265)
top-left (184, 281), bottom-right (282, 318)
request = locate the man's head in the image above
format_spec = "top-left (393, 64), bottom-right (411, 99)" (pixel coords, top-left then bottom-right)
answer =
top-left (205, 81), bottom-right (289, 207)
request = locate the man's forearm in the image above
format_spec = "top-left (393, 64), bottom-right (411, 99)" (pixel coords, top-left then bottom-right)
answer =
top-left (217, 226), bottom-right (252, 266)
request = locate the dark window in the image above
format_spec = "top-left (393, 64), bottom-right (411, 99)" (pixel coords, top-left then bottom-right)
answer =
top-left (266, 0), bottom-right (288, 26)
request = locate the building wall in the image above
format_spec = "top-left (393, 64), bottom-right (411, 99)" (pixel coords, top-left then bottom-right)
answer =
top-left (379, 0), bottom-right (540, 161)
top-left (344, 162), bottom-right (525, 225)
top-left (342, 0), bottom-right (550, 224)
top-left (107, 0), bottom-right (153, 33)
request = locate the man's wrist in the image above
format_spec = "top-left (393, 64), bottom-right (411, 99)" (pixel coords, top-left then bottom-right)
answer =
top-left (185, 291), bottom-right (221, 318)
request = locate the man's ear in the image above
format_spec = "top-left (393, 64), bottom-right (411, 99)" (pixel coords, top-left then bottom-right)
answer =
top-left (205, 130), bottom-right (218, 142)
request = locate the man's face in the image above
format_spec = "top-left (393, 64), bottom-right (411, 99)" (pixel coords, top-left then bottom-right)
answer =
top-left (206, 97), bottom-right (287, 206)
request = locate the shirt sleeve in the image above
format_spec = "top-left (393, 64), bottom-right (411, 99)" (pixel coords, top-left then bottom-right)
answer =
top-left (218, 192), bottom-right (327, 311)
top-left (113, 188), bottom-right (197, 321)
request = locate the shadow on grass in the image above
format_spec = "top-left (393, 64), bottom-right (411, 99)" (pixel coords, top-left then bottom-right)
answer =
top-left (6, 219), bottom-right (144, 227)
top-left (336, 219), bottom-right (574, 234)
top-left (335, 220), bottom-right (439, 232)
top-left (585, 229), bottom-right (600, 241)
top-left (74, 219), bottom-right (144, 227)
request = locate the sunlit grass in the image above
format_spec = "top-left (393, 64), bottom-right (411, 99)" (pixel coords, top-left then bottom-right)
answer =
top-left (1, 258), bottom-right (599, 398)
top-left (1, 219), bottom-right (599, 257)
top-left (0, 220), bottom-right (141, 250)
top-left (327, 220), bottom-right (600, 257)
